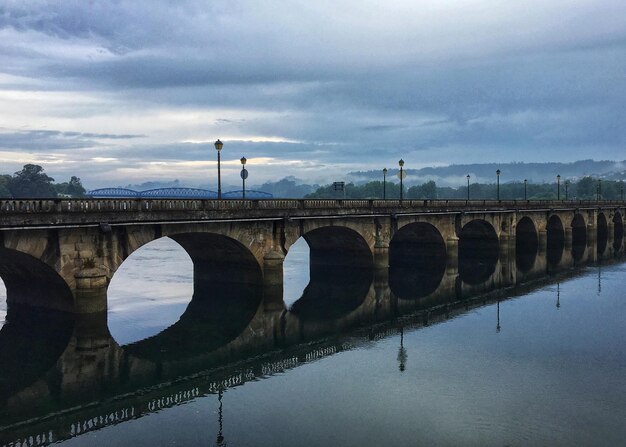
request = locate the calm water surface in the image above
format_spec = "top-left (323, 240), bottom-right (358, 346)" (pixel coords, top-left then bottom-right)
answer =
top-left (1, 238), bottom-right (625, 447)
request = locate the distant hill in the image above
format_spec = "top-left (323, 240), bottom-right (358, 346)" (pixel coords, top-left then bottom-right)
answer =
top-left (350, 160), bottom-right (626, 186)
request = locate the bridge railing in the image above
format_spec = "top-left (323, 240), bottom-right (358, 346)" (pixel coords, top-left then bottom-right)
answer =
top-left (0, 198), bottom-right (623, 216)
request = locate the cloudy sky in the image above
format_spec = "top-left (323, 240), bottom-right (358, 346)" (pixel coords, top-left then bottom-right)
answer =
top-left (0, 0), bottom-right (625, 188)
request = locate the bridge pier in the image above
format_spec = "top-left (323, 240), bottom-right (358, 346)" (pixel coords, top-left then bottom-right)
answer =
top-left (263, 251), bottom-right (286, 311)
top-left (74, 273), bottom-right (108, 313)
top-left (564, 227), bottom-right (573, 249)
top-left (445, 236), bottom-right (459, 274)
top-left (373, 243), bottom-right (389, 269)
top-left (538, 229), bottom-right (547, 253)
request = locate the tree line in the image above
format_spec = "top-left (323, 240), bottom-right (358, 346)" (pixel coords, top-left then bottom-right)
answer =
top-left (305, 177), bottom-right (625, 200)
top-left (0, 164), bottom-right (86, 198)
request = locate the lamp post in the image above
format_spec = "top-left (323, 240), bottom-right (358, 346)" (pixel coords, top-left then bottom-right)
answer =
top-left (466, 174), bottom-right (470, 200)
top-left (398, 159), bottom-right (405, 200)
top-left (621, 181), bottom-right (624, 200)
top-left (240, 156), bottom-right (248, 199)
top-left (496, 169), bottom-right (501, 201)
top-left (557, 174), bottom-right (561, 200)
top-left (524, 179), bottom-right (528, 200)
top-left (214, 139), bottom-right (223, 199)
top-left (597, 179), bottom-right (602, 201)
top-left (565, 180), bottom-right (569, 200)
top-left (383, 168), bottom-right (388, 199)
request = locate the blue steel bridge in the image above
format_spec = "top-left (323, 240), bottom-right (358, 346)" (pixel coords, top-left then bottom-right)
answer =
top-left (87, 187), bottom-right (273, 199)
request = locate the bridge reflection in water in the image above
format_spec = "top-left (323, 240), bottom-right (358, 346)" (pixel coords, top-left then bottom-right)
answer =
top-left (0, 238), bottom-right (624, 446)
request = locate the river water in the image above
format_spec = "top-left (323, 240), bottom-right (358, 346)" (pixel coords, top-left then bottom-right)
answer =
top-left (0, 238), bottom-right (625, 447)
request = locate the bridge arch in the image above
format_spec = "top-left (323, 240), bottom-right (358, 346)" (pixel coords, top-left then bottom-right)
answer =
top-left (547, 215), bottom-right (565, 266)
top-left (516, 216), bottom-right (538, 273)
top-left (571, 213), bottom-right (587, 262)
top-left (0, 247), bottom-right (75, 312)
top-left (458, 219), bottom-right (499, 285)
top-left (597, 213), bottom-right (608, 257)
top-left (285, 226), bottom-right (373, 320)
top-left (389, 222), bottom-right (446, 299)
top-left (614, 211), bottom-right (624, 252)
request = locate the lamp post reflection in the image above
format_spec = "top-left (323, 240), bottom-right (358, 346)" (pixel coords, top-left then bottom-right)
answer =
top-left (496, 300), bottom-right (501, 333)
top-left (556, 283), bottom-right (560, 309)
top-left (216, 389), bottom-right (226, 446)
top-left (397, 328), bottom-right (407, 372)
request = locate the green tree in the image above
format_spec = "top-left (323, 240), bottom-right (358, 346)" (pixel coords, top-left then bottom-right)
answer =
top-left (55, 176), bottom-right (86, 197)
top-left (575, 176), bottom-right (597, 199)
top-left (9, 164), bottom-right (57, 198)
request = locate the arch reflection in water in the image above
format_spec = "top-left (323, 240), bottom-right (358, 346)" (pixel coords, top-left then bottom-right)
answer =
top-left (389, 223), bottom-right (447, 299)
top-left (459, 220), bottom-right (499, 285)
top-left (516, 217), bottom-right (538, 273)
top-left (0, 304), bottom-right (74, 407)
top-left (289, 264), bottom-right (373, 321)
top-left (122, 273), bottom-right (263, 362)
top-left (572, 214), bottom-right (587, 262)
top-left (547, 215), bottom-right (565, 266)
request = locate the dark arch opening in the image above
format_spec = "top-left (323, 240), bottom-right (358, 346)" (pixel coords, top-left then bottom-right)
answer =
top-left (571, 214), bottom-right (587, 262)
top-left (614, 212), bottom-right (624, 252)
top-left (170, 233), bottom-right (263, 286)
top-left (303, 226), bottom-right (373, 272)
top-left (289, 227), bottom-right (373, 321)
top-left (389, 222), bottom-right (447, 299)
top-left (597, 213), bottom-right (608, 257)
top-left (516, 217), bottom-right (538, 273)
top-left (0, 248), bottom-right (74, 312)
top-left (458, 220), bottom-right (499, 285)
top-left (547, 215), bottom-right (565, 266)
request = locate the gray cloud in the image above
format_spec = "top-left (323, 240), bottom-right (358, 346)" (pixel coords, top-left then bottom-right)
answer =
top-left (0, 1), bottom-right (625, 184)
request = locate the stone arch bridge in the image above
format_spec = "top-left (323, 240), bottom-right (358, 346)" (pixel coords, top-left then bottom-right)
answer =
top-left (0, 198), bottom-right (623, 313)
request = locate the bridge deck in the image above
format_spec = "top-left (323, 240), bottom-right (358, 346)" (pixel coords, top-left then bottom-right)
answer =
top-left (0, 198), bottom-right (621, 229)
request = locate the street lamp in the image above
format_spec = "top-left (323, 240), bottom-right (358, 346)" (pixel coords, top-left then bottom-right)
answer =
top-left (214, 139), bottom-right (223, 199)
top-left (398, 159), bottom-right (405, 200)
top-left (496, 169), bottom-right (501, 201)
top-left (621, 181), bottom-right (624, 201)
top-left (557, 174), bottom-right (561, 200)
top-left (466, 174), bottom-right (470, 200)
top-left (383, 168), bottom-right (388, 199)
top-left (240, 156), bottom-right (248, 199)
top-left (597, 179), bottom-right (602, 201)
top-left (524, 179), bottom-right (528, 200)
top-left (565, 180), bottom-right (569, 200)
